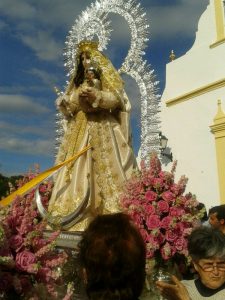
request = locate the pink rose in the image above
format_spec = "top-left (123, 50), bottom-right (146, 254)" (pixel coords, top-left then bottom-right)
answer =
top-left (175, 237), bottom-right (187, 251)
top-left (170, 207), bottom-right (185, 217)
top-left (157, 200), bottom-right (169, 213)
top-left (9, 234), bottom-right (24, 251)
top-left (174, 222), bottom-right (185, 232)
top-left (129, 199), bottom-right (142, 208)
top-left (146, 215), bottom-right (161, 229)
top-left (145, 190), bottom-right (157, 202)
top-left (143, 204), bottom-right (155, 215)
top-left (153, 178), bottom-right (164, 189)
top-left (165, 230), bottom-right (177, 242)
top-left (161, 191), bottom-right (175, 202)
top-left (16, 250), bottom-right (37, 272)
top-left (170, 184), bottom-right (179, 194)
top-left (161, 216), bottom-right (173, 229)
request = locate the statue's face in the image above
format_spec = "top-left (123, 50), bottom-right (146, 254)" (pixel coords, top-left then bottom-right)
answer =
top-left (86, 70), bottom-right (95, 81)
top-left (81, 52), bottom-right (91, 69)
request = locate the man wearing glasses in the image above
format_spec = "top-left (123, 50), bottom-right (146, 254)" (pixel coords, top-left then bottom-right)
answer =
top-left (157, 226), bottom-right (225, 299)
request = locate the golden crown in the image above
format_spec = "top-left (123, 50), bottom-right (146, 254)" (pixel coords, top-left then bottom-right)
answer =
top-left (78, 40), bottom-right (99, 53)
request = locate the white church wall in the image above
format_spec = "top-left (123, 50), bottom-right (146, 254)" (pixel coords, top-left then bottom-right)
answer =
top-left (161, 0), bottom-right (225, 209)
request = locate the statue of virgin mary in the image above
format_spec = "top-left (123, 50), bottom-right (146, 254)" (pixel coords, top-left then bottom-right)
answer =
top-left (48, 41), bottom-right (137, 231)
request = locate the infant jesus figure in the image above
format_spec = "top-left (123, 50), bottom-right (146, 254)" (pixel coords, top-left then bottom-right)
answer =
top-left (81, 66), bottom-right (102, 108)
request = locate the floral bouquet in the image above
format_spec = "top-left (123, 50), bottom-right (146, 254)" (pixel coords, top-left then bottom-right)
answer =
top-left (0, 168), bottom-right (74, 300)
top-left (120, 152), bottom-right (205, 273)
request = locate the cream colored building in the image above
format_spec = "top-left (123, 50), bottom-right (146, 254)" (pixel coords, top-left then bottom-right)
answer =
top-left (161, 0), bottom-right (225, 209)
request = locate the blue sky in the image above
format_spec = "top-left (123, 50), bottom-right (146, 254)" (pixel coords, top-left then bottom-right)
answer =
top-left (0, 0), bottom-right (208, 176)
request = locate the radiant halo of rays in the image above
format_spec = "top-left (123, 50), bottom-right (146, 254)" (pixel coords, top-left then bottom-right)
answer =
top-left (56, 0), bottom-right (161, 162)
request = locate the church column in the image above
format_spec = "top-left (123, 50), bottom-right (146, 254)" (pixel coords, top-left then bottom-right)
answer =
top-left (210, 100), bottom-right (225, 204)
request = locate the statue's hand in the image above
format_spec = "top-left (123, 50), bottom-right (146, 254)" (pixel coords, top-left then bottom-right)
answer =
top-left (79, 87), bottom-right (96, 104)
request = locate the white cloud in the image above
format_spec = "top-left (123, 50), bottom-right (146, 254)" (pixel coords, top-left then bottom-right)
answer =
top-left (0, 136), bottom-right (53, 156)
top-left (0, 94), bottom-right (50, 114)
top-left (0, 0), bottom-right (208, 63)
top-left (0, 0), bottom-right (91, 26)
top-left (28, 68), bottom-right (59, 86)
top-left (0, 118), bottom-right (55, 157)
top-left (0, 0), bottom-right (91, 62)
top-left (0, 120), bottom-right (53, 138)
top-left (0, 0), bottom-right (36, 19)
top-left (19, 30), bottom-right (62, 61)
top-left (0, 84), bottom-right (59, 94)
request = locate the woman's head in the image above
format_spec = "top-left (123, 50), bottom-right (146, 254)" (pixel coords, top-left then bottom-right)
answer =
top-left (188, 226), bottom-right (225, 260)
top-left (78, 213), bottom-right (146, 300)
top-left (188, 226), bottom-right (225, 289)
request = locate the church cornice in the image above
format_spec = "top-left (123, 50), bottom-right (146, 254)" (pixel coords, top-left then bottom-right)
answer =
top-left (165, 78), bottom-right (225, 107)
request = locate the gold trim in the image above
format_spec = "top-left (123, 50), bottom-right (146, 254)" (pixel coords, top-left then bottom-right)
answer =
top-left (211, 123), bottom-right (225, 134)
top-left (165, 78), bottom-right (225, 106)
top-left (213, 0), bottom-right (225, 43)
top-left (210, 37), bottom-right (225, 48)
top-left (210, 100), bottom-right (225, 204)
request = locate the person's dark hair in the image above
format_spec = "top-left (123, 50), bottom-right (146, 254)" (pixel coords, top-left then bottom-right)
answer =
top-left (74, 51), bottom-right (91, 87)
top-left (209, 204), bottom-right (225, 221)
top-left (188, 226), bottom-right (225, 261)
top-left (78, 213), bottom-right (146, 300)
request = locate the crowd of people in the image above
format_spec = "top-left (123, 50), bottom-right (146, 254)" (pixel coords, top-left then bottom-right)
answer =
top-left (77, 205), bottom-right (225, 300)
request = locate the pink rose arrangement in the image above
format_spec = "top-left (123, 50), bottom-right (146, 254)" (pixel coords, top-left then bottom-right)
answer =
top-left (0, 167), bottom-right (74, 299)
top-left (120, 152), bottom-right (205, 268)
